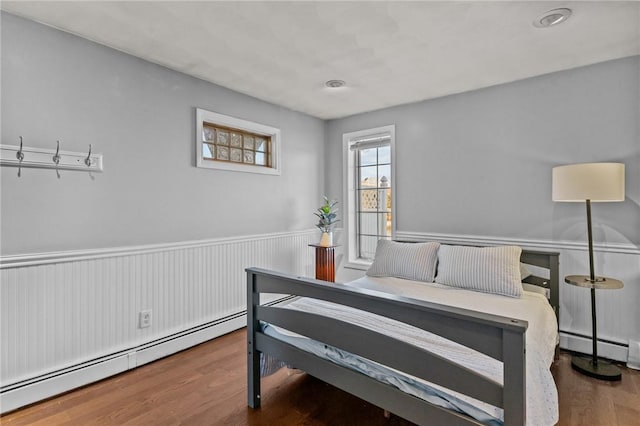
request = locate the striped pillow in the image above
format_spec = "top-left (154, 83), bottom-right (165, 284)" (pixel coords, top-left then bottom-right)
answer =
top-left (366, 240), bottom-right (440, 283)
top-left (435, 245), bottom-right (523, 298)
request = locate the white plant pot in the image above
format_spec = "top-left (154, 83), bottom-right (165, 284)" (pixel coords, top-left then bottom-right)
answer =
top-left (319, 231), bottom-right (333, 247)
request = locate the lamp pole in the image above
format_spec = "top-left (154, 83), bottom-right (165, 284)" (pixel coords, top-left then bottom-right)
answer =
top-left (585, 199), bottom-right (598, 366)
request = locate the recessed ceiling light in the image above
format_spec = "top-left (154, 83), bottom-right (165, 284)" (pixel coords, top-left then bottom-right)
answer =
top-left (533, 8), bottom-right (572, 28)
top-left (325, 80), bottom-right (346, 88)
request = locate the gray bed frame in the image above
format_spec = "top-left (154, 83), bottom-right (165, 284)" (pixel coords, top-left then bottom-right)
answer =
top-left (247, 249), bottom-right (559, 426)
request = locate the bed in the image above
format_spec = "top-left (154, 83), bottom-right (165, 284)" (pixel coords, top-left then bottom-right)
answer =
top-left (246, 244), bottom-right (559, 426)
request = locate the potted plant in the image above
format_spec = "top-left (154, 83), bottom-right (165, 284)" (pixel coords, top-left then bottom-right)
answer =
top-left (315, 196), bottom-right (339, 246)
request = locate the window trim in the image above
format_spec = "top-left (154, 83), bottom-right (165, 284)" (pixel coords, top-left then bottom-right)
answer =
top-left (196, 108), bottom-right (281, 175)
top-left (343, 125), bottom-right (396, 269)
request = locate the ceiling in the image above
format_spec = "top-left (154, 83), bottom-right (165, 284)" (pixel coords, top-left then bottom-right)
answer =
top-left (2, 1), bottom-right (639, 120)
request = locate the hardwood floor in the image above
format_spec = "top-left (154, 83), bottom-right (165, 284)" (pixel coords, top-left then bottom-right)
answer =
top-left (2, 329), bottom-right (639, 425)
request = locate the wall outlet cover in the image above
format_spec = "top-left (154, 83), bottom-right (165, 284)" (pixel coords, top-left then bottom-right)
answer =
top-left (139, 310), bottom-right (152, 329)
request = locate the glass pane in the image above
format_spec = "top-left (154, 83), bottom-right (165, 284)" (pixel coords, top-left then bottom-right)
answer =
top-left (255, 138), bottom-right (266, 152)
top-left (244, 136), bottom-right (255, 150)
top-left (358, 235), bottom-right (379, 260)
top-left (358, 212), bottom-right (378, 236)
top-left (203, 143), bottom-right (214, 159)
top-left (358, 166), bottom-right (377, 188)
top-left (203, 127), bottom-right (215, 142)
top-left (230, 148), bottom-right (242, 162)
top-left (378, 165), bottom-right (391, 188)
top-left (216, 146), bottom-right (229, 161)
top-left (243, 150), bottom-right (255, 164)
top-left (359, 148), bottom-right (377, 167)
top-left (378, 145), bottom-right (391, 164)
top-left (217, 130), bottom-right (229, 145)
top-left (359, 189), bottom-right (378, 211)
top-left (255, 152), bottom-right (266, 165)
top-left (230, 132), bottom-right (242, 148)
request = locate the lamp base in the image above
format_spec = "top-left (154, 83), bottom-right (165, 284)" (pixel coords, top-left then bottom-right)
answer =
top-left (571, 355), bottom-right (621, 381)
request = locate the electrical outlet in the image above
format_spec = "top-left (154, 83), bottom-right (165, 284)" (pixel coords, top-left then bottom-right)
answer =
top-left (139, 310), bottom-right (152, 328)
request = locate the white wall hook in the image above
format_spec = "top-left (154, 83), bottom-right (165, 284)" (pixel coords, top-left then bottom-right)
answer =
top-left (16, 136), bottom-right (24, 162)
top-left (52, 140), bottom-right (61, 165)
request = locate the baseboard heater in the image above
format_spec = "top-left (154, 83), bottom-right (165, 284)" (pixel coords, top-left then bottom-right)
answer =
top-left (1, 311), bottom-right (248, 414)
top-left (559, 329), bottom-right (630, 365)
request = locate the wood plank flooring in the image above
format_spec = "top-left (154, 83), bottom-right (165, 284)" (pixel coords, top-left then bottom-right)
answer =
top-left (2, 329), bottom-right (639, 425)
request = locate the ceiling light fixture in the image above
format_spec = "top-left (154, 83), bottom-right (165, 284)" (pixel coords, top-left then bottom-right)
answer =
top-left (325, 80), bottom-right (346, 88)
top-left (533, 8), bottom-right (572, 28)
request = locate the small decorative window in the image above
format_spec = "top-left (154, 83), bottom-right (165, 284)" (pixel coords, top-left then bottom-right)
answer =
top-left (196, 108), bottom-right (281, 175)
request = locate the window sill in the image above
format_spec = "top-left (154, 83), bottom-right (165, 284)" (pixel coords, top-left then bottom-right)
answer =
top-left (344, 260), bottom-right (372, 271)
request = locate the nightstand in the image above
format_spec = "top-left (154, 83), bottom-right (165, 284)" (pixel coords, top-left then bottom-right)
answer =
top-left (565, 274), bottom-right (623, 381)
top-left (309, 244), bottom-right (338, 282)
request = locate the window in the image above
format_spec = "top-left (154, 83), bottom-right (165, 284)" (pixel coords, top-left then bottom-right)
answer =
top-left (196, 108), bottom-right (281, 175)
top-left (343, 125), bottom-right (395, 267)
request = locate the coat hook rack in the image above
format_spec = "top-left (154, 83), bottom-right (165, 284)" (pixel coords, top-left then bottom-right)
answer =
top-left (0, 138), bottom-right (104, 173)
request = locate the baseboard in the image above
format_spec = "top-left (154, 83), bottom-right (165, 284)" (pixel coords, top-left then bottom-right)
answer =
top-left (0, 313), bottom-right (247, 414)
top-left (134, 314), bottom-right (246, 367)
top-left (559, 332), bottom-right (628, 364)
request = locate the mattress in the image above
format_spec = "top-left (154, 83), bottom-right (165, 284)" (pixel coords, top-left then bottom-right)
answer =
top-left (262, 275), bottom-right (558, 426)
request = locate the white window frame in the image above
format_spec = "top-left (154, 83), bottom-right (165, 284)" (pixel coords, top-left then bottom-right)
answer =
top-left (343, 124), bottom-right (396, 270)
top-left (196, 108), bottom-right (281, 175)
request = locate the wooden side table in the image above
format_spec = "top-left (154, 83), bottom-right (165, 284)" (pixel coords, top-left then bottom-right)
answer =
top-left (564, 274), bottom-right (623, 381)
top-left (309, 244), bottom-right (338, 282)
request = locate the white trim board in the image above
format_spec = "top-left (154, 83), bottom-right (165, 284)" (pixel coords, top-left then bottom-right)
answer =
top-left (394, 231), bottom-right (640, 255)
top-left (0, 229), bottom-right (317, 268)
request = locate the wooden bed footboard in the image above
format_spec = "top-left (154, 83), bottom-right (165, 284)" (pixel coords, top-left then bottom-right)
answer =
top-left (246, 268), bottom-right (529, 426)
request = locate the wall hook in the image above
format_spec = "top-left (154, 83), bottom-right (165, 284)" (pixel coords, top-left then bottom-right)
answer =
top-left (85, 144), bottom-right (92, 167)
top-left (53, 140), bottom-right (61, 165)
top-left (16, 136), bottom-right (25, 162)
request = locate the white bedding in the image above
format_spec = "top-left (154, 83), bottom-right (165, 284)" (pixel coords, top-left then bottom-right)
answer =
top-left (266, 276), bottom-right (558, 426)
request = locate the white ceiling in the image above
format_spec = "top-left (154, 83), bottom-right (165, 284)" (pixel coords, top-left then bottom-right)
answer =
top-left (2, 1), bottom-right (639, 119)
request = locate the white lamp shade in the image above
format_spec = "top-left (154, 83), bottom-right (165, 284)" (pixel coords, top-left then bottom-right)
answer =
top-left (552, 162), bottom-right (625, 202)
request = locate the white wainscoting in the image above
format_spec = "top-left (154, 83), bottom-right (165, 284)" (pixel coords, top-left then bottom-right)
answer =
top-left (394, 231), bottom-right (640, 365)
top-left (0, 229), bottom-right (317, 413)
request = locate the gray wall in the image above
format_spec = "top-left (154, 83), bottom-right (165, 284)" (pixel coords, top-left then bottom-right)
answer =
top-left (1, 13), bottom-right (325, 255)
top-left (2, 10), bottom-right (639, 255)
top-left (326, 56), bottom-right (640, 246)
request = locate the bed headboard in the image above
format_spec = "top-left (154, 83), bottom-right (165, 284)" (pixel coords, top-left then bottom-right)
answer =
top-left (521, 249), bottom-right (560, 324)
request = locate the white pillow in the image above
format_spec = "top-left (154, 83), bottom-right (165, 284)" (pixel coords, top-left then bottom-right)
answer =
top-left (435, 245), bottom-right (523, 298)
top-left (366, 240), bottom-right (440, 283)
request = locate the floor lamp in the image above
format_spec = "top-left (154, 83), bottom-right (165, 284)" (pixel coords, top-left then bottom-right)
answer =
top-left (552, 162), bottom-right (625, 380)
